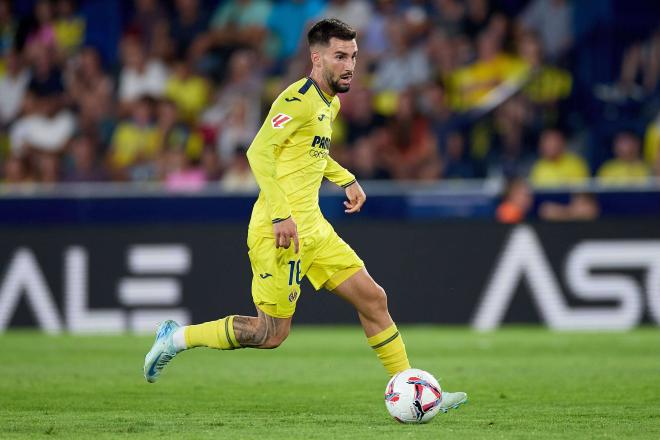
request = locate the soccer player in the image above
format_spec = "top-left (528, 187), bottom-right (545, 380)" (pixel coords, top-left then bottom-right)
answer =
top-left (144, 18), bottom-right (467, 412)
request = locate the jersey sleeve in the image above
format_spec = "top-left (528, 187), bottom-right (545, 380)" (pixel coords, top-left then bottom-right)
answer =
top-left (324, 155), bottom-right (356, 188)
top-left (246, 93), bottom-right (309, 223)
top-left (324, 98), bottom-right (356, 187)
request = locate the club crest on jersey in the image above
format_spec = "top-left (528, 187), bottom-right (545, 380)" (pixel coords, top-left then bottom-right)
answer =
top-left (271, 113), bottom-right (292, 129)
top-left (289, 290), bottom-right (298, 303)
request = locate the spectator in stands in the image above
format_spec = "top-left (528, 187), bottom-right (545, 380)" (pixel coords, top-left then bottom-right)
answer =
top-left (118, 36), bottom-right (168, 113)
top-left (125, 0), bottom-right (168, 56)
top-left (597, 132), bottom-right (650, 185)
top-left (350, 135), bottom-right (391, 180)
top-left (9, 90), bottom-right (75, 161)
top-left (155, 98), bottom-right (204, 163)
top-left (361, 0), bottom-right (397, 67)
top-left (66, 46), bottom-right (114, 137)
top-left (0, 49), bottom-right (30, 127)
top-left (220, 146), bottom-right (257, 192)
top-left (517, 31), bottom-right (572, 127)
top-left (463, 0), bottom-right (493, 39)
top-left (201, 49), bottom-right (262, 162)
top-left (26, 42), bottom-right (64, 99)
top-left (200, 146), bottom-right (222, 181)
top-left (1, 154), bottom-right (31, 184)
top-left (342, 86), bottom-right (385, 145)
top-left (321, 0), bottom-right (373, 34)
top-left (191, 0), bottom-right (271, 79)
top-left (266, 0), bottom-right (324, 64)
top-left (618, 29), bottom-right (660, 99)
top-left (431, 0), bottom-right (466, 37)
top-left (448, 30), bottom-right (527, 111)
top-left (427, 29), bottom-right (462, 81)
top-left (164, 146), bottom-right (207, 192)
top-left (529, 129), bottom-right (589, 187)
top-left (164, 59), bottom-right (209, 123)
top-left (108, 96), bottom-right (159, 180)
top-left (0, 0), bottom-right (15, 58)
top-left (169, 0), bottom-right (209, 60)
top-left (54, 0), bottom-right (85, 56)
top-left (644, 112), bottom-right (660, 172)
top-left (496, 177), bottom-right (533, 224)
top-left (63, 133), bottom-right (108, 182)
top-left (486, 96), bottom-right (536, 178)
top-left (517, 0), bottom-right (573, 61)
top-left (442, 131), bottom-right (476, 179)
top-left (380, 90), bottom-right (440, 180)
top-left (24, 0), bottom-right (57, 54)
top-left (539, 193), bottom-right (600, 221)
top-left (371, 19), bottom-right (430, 92)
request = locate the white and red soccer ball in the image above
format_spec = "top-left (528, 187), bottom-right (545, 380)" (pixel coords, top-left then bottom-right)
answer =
top-left (384, 368), bottom-right (442, 423)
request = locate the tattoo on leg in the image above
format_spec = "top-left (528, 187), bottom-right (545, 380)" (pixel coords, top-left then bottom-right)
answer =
top-left (232, 311), bottom-right (290, 348)
top-left (233, 315), bottom-right (265, 347)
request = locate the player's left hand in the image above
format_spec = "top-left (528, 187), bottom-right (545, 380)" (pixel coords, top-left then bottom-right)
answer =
top-left (343, 180), bottom-right (366, 214)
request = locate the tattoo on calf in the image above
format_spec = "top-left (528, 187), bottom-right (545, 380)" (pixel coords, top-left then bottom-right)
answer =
top-left (232, 316), bottom-right (264, 347)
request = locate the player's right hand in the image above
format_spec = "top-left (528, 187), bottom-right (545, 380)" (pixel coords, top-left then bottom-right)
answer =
top-left (273, 217), bottom-right (299, 253)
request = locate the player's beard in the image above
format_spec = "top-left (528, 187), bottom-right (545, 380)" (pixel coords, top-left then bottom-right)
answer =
top-left (325, 70), bottom-right (351, 94)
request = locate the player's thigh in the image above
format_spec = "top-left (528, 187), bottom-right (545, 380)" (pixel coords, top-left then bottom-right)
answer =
top-left (306, 231), bottom-right (365, 292)
top-left (248, 234), bottom-right (304, 319)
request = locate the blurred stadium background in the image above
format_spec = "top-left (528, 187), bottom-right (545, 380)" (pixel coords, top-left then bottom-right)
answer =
top-left (1, 0), bottom-right (659, 333)
top-left (1, 1), bottom-right (660, 438)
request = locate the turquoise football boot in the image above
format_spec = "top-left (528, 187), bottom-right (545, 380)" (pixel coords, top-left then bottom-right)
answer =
top-left (143, 320), bottom-right (180, 383)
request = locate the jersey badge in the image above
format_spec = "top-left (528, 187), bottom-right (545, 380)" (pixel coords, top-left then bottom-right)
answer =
top-left (271, 113), bottom-right (292, 129)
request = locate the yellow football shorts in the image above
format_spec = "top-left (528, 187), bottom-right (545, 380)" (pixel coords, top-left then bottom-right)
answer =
top-left (247, 227), bottom-right (364, 318)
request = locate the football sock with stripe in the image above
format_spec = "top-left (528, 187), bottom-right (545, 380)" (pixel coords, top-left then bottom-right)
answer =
top-left (367, 324), bottom-right (411, 376)
top-left (182, 316), bottom-right (242, 350)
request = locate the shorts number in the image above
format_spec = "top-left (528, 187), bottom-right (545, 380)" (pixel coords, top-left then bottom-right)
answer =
top-left (288, 260), bottom-right (301, 286)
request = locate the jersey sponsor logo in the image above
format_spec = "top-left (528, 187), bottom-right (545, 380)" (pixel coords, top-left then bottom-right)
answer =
top-left (271, 113), bottom-right (292, 128)
top-left (310, 136), bottom-right (330, 159)
top-left (318, 114), bottom-right (326, 121)
top-left (311, 136), bottom-right (330, 149)
top-left (259, 273), bottom-right (272, 279)
top-left (285, 97), bottom-right (301, 102)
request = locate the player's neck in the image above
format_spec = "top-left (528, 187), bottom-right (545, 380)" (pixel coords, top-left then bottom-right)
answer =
top-left (309, 71), bottom-right (335, 98)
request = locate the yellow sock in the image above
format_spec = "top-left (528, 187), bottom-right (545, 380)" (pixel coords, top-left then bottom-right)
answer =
top-left (367, 324), bottom-right (411, 376)
top-left (184, 316), bottom-right (242, 350)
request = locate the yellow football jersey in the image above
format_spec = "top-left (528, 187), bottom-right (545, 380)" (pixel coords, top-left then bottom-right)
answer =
top-left (246, 77), bottom-right (356, 238)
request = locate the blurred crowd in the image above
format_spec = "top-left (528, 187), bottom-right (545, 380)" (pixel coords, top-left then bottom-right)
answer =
top-left (0, 0), bottom-right (659, 191)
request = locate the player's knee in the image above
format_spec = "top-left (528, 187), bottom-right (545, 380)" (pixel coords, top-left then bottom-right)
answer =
top-left (261, 327), bottom-right (289, 349)
top-left (373, 285), bottom-right (388, 312)
top-left (364, 284), bottom-right (388, 316)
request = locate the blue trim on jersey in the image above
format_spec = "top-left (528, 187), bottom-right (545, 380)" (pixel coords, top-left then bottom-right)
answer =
top-left (298, 78), bottom-right (313, 95)
top-left (306, 77), bottom-right (332, 107)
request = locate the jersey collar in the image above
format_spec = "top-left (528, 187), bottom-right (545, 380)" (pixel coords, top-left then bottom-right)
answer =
top-left (306, 76), bottom-right (333, 107)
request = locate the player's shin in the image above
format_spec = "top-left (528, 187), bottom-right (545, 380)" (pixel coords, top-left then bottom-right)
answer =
top-left (180, 315), bottom-right (242, 351)
top-left (367, 323), bottom-right (411, 376)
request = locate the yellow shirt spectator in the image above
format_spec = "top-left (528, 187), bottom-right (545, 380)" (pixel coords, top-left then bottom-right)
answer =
top-left (597, 159), bottom-right (650, 185)
top-left (644, 121), bottom-right (660, 166)
top-left (110, 123), bottom-right (159, 169)
top-left (449, 54), bottom-right (528, 111)
top-left (530, 151), bottom-right (590, 187)
top-left (54, 17), bottom-right (85, 54)
top-left (165, 75), bottom-right (209, 123)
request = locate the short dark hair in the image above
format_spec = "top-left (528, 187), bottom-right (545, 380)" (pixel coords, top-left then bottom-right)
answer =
top-left (307, 18), bottom-right (356, 47)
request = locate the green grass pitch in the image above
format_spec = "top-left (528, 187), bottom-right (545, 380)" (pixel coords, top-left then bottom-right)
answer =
top-left (1, 326), bottom-right (659, 439)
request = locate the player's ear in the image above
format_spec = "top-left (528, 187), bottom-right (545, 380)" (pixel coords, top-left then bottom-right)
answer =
top-left (310, 48), bottom-right (322, 69)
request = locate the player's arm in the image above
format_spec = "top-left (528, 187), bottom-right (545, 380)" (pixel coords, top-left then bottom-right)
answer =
top-left (324, 156), bottom-right (366, 214)
top-left (246, 94), bottom-right (308, 251)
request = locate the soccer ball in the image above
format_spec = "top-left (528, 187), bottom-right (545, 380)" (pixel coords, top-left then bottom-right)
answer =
top-left (384, 368), bottom-right (442, 423)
